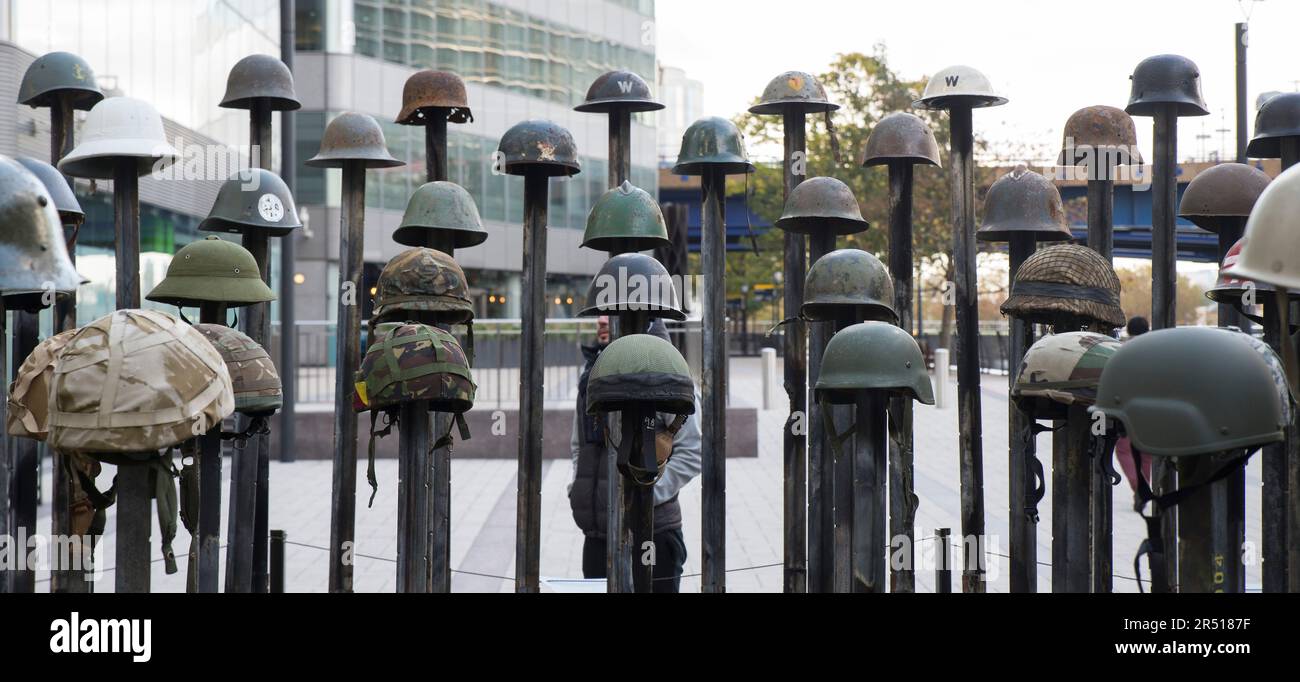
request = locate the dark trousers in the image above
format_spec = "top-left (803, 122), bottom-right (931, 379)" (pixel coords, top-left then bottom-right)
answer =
top-left (581, 528), bottom-right (687, 593)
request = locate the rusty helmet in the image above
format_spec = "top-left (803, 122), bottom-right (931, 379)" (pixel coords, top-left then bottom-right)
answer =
top-left (496, 119), bottom-right (580, 177)
top-left (748, 71), bottom-right (837, 115)
top-left (860, 112), bottom-right (941, 167)
top-left (580, 253), bottom-right (685, 321)
top-left (1000, 244), bottom-right (1126, 330)
top-left (672, 117), bottom-right (755, 176)
top-left (802, 248), bottom-right (896, 323)
top-left (15, 157), bottom-right (82, 225)
top-left (574, 70), bottom-right (663, 114)
top-left (219, 54), bottom-right (301, 111)
top-left (1058, 105), bottom-right (1141, 167)
top-left (977, 166), bottom-right (1072, 243)
top-left (914, 65), bottom-right (1007, 110)
top-left (1248, 92), bottom-right (1300, 158)
top-left (18, 51), bottom-right (103, 110)
top-left (775, 176), bottom-right (869, 236)
top-left (305, 112), bottom-right (403, 168)
top-left (1178, 163), bottom-right (1271, 233)
top-left (1125, 54), bottom-right (1209, 117)
top-left (395, 70), bottom-right (472, 125)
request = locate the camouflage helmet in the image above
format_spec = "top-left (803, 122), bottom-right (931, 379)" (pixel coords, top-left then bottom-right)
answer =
top-left (305, 112), bottom-right (403, 168)
top-left (1248, 92), bottom-right (1300, 158)
top-left (356, 323), bottom-right (475, 414)
top-left (581, 181), bottom-right (671, 253)
top-left (371, 247), bottom-right (473, 325)
top-left (496, 119), bottom-right (580, 177)
top-left (395, 70), bottom-right (472, 125)
top-left (1000, 244), bottom-right (1126, 330)
top-left (0, 155), bottom-right (84, 311)
top-left (15, 157), bottom-right (83, 225)
top-left (914, 65), bottom-right (1007, 110)
top-left (672, 117), bottom-right (755, 176)
top-left (1178, 163), bottom-right (1270, 233)
top-left (146, 236), bottom-right (277, 308)
top-left (574, 70), bottom-right (664, 114)
top-left (1012, 332), bottom-right (1121, 420)
top-left (860, 112), bottom-right (942, 167)
top-left (219, 54), bottom-right (301, 111)
top-left (1089, 327), bottom-right (1283, 457)
top-left (748, 71), bottom-right (838, 115)
top-left (18, 51), bottom-right (103, 110)
top-left (393, 181), bottom-right (487, 249)
top-left (48, 309), bottom-right (235, 454)
top-left (815, 322), bottom-right (934, 405)
top-left (194, 324), bottom-right (282, 416)
top-left (1125, 54), bottom-right (1210, 118)
top-left (802, 249), bottom-right (897, 323)
top-left (7, 329), bottom-right (78, 441)
top-left (977, 165), bottom-right (1072, 243)
top-left (198, 168), bottom-right (302, 237)
top-left (580, 253), bottom-right (685, 321)
top-left (775, 176), bottom-right (870, 236)
top-left (586, 334), bottom-right (695, 415)
top-left (1058, 105), bottom-right (1141, 168)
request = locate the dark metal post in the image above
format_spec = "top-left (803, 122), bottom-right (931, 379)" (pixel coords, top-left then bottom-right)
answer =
top-left (936, 527), bottom-right (952, 593)
top-left (397, 403), bottom-right (431, 592)
top-left (197, 301), bottom-right (227, 593)
top-left (1051, 405), bottom-right (1092, 592)
top-left (831, 319), bottom-right (854, 593)
top-left (1087, 167), bottom-right (1116, 594)
top-left (9, 311), bottom-right (39, 593)
top-left (781, 108), bottom-right (808, 594)
top-left (613, 309), bottom-right (651, 592)
top-left (1236, 23), bottom-right (1248, 163)
top-left (887, 162), bottom-right (917, 593)
top-left (1208, 219), bottom-right (1248, 595)
top-left (279, 0), bottom-right (298, 467)
top-left (1007, 234), bottom-right (1037, 593)
top-left (1277, 140), bottom-right (1300, 593)
top-left (851, 391), bottom-right (888, 592)
top-left (1177, 456), bottom-right (1222, 593)
top-left (0, 299), bottom-right (7, 595)
top-left (515, 172), bottom-right (549, 593)
top-left (1262, 296), bottom-right (1289, 593)
top-left (609, 109), bottom-right (631, 187)
top-left (1151, 104), bottom-right (1178, 590)
top-left (269, 529), bottom-right (285, 593)
top-left (426, 117), bottom-right (448, 183)
top-left (808, 236), bottom-right (835, 591)
top-left (700, 167), bottom-right (727, 593)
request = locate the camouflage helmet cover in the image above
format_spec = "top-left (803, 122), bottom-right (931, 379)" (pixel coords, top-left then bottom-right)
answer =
top-left (1012, 331), bottom-right (1121, 420)
top-left (371, 247), bottom-right (474, 325)
top-left (7, 328), bottom-right (79, 440)
top-left (194, 323), bottom-right (282, 416)
top-left (356, 323), bottom-right (475, 414)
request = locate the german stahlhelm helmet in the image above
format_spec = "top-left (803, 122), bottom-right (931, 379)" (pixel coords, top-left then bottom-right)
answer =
top-left (199, 168), bottom-right (301, 236)
top-left (672, 117), bottom-right (755, 176)
top-left (1089, 327), bottom-right (1283, 457)
top-left (860, 112), bottom-right (942, 167)
top-left (580, 253), bottom-right (685, 321)
top-left (1248, 92), bottom-right (1300, 158)
top-left (815, 322), bottom-right (934, 405)
top-left (395, 70), bottom-right (472, 125)
top-left (496, 119), bottom-right (580, 177)
top-left (18, 51), bottom-right (103, 110)
top-left (802, 249), bottom-right (897, 323)
top-left (1223, 164), bottom-right (1300, 290)
top-left (0, 156), bottom-right (84, 311)
top-left (357, 323), bottom-right (475, 414)
top-left (914, 65), bottom-right (1007, 110)
top-left (1058, 105), bottom-right (1141, 167)
top-left (748, 71), bottom-right (837, 115)
top-left (146, 236), bottom-right (276, 308)
top-left (371, 247), bottom-right (473, 325)
top-left (775, 176), bottom-right (869, 236)
top-left (15, 157), bottom-right (83, 225)
top-left (586, 334), bottom-right (695, 415)
top-left (219, 54), bottom-right (301, 111)
top-left (7, 328), bottom-right (78, 441)
top-left (306, 112), bottom-right (403, 168)
top-left (1012, 332), bottom-right (1121, 420)
top-left (58, 97), bottom-right (180, 179)
top-left (977, 165), bottom-right (1072, 243)
top-left (1178, 163), bottom-right (1270, 233)
top-left (1125, 54), bottom-right (1210, 117)
top-left (194, 323), bottom-right (282, 417)
top-left (393, 181), bottom-right (487, 248)
top-left (575, 70), bottom-right (663, 113)
top-left (582, 181), bottom-right (670, 253)
top-left (1000, 244), bottom-right (1126, 330)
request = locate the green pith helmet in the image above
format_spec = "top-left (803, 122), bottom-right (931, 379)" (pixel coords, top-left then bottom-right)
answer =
top-left (305, 112), bottom-right (403, 168)
top-left (671, 116), bottom-right (755, 176)
top-left (977, 165), bottom-right (1072, 243)
top-left (371, 247), bottom-right (473, 325)
top-left (574, 70), bottom-right (663, 113)
top-left (581, 181), bottom-right (670, 253)
top-left (357, 323), bottom-right (475, 414)
top-left (18, 51), bottom-right (103, 110)
top-left (393, 181), bottom-right (487, 248)
top-left (1177, 162), bottom-right (1270, 234)
top-left (1248, 92), bottom-right (1300, 158)
top-left (1000, 244), bottom-right (1126, 330)
top-left (580, 253), bottom-right (686, 320)
top-left (815, 321), bottom-right (934, 405)
top-left (747, 71), bottom-right (838, 115)
top-left (1012, 332), bottom-right (1121, 420)
top-left (586, 334), bottom-right (696, 415)
top-left (15, 157), bottom-right (83, 225)
top-left (219, 54), bottom-right (301, 111)
top-left (1125, 54), bottom-right (1210, 118)
top-left (194, 323), bottom-right (283, 417)
top-left (198, 168), bottom-right (302, 236)
top-left (802, 249), bottom-right (897, 323)
top-left (1089, 327), bottom-right (1283, 457)
top-left (775, 176), bottom-right (870, 236)
top-left (146, 236), bottom-right (276, 308)
top-left (0, 156), bottom-right (84, 311)
top-left (496, 119), bottom-right (580, 177)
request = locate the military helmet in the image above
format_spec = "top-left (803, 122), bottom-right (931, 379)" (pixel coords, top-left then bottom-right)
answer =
top-left (1248, 92), bottom-right (1300, 158)
top-left (1012, 332), bottom-right (1121, 420)
top-left (1000, 244), bottom-right (1126, 330)
top-left (393, 180), bottom-right (487, 248)
top-left (356, 323), bottom-right (475, 414)
top-left (7, 329), bottom-right (78, 441)
top-left (582, 181), bottom-right (671, 253)
top-left (48, 309), bottom-right (235, 454)
top-left (586, 334), bottom-right (695, 415)
top-left (1125, 54), bottom-right (1210, 117)
top-left (672, 117), bottom-right (755, 176)
top-left (1206, 236), bottom-right (1277, 310)
top-left (15, 157), bottom-right (83, 225)
top-left (219, 54), bottom-right (301, 111)
top-left (58, 97), bottom-right (181, 179)
top-left (395, 70), bottom-right (472, 124)
top-left (1178, 163), bottom-right (1270, 233)
top-left (775, 176), bottom-right (869, 236)
top-left (580, 253), bottom-right (685, 321)
top-left (194, 324), bottom-right (282, 416)
top-left (815, 322), bottom-right (934, 405)
top-left (146, 236), bottom-right (277, 308)
top-left (0, 156), bottom-right (84, 311)
top-left (305, 112), bottom-right (403, 168)
top-left (748, 71), bottom-right (838, 115)
top-left (371, 247), bottom-right (473, 325)
top-left (18, 51), bottom-right (103, 110)
top-left (802, 249), bottom-right (897, 323)
top-left (496, 119), bottom-right (580, 177)
top-left (1058, 105), bottom-right (1141, 168)
top-left (977, 165), bottom-right (1072, 243)
top-left (860, 112), bottom-right (942, 167)
top-left (1223, 164), bottom-right (1300, 290)
top-left (1090, 327), bottom-right (1283, 457)
top-left (914, 65), bottom-right (1007, 110)
top-left (198, 168), bottom-right (302, 237)
top-left (575, 70), bottom-right (664, 114)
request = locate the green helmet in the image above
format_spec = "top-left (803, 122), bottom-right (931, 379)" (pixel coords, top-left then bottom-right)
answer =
top-left (671, 117), bottom-right (755, 176)
top-left (198, 169), bottom-right (301, 237)
top-left (194, 323), bottom-right (282, 416)
top-left (18, 51), bottom-right (103, 110)
top-left (976, 165), bottom-right (1072, 243)
top-left (802, 249), bottom-right (896, 323)
top-left (580, 253), bottom-right (685, 320)
top-left (356, 323), bottom-right (475, 414)
top-left (582, 181), bottom-right (670, 253)
top-left (1012, 332), bottom-right (1121, 420)
top-left (747, 71), bottom-right (837, 115)
top-left (775, 177), bottom-right (870, 236)
top-left (393, 181), bottom-right (487, 249)
top-left (1089, 327), bottom-right (1284, 457)
top-left (371, 247), bottom-right (473, 325)
top-left (0, 155), bottom-right (84, 311)
top-left (815, 321), bottom-right (934, 404)
top-left (146, 235), bottom-right (276, 308)
top-left (586, 334), bottom-right (696, 415)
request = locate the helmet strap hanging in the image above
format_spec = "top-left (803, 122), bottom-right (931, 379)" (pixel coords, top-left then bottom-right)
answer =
top-left (1091, 427), bottom-right (1122, 487)
top-left (366, 410), bottom-right (397, 508)
top-left (824, 109), bottom-right (841, 164)
top-left (178, 307), bottom-right (192, 325)
top-left (150, 453), bottom-right (180, 575)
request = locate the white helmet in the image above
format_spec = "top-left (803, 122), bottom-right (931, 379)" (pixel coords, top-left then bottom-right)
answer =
top-left (58, 97), bottom-right (180, 179)
top-left (914, 65), bottom-right (1007, 110)
top-left (1223, 163), bottom-right (1300, 291)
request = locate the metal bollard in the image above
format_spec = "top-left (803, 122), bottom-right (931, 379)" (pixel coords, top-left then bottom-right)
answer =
top-left (760, 347), bottom-right (777, 410)
top-left (936, 528), bottom-right (952, 594)
top-left (270, 530), bottom-right (285, 593)
top-left (933, 348), bottom-right (950, 409)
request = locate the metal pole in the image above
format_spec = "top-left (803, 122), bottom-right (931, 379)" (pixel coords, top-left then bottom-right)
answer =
top-left (397, 402), bottom-right (431, 592)
top-left (1086, 170), bottom-right (1116, 594)
top-left (426, 117), bottom-right (448, 183)
top-left (9, 311), bottom-right (38, 593)
top-left (831, 318), bottom-right (854, 593)
top-left (1007, 234), bottom-right (1037, 593)
top-left (936, 527), bottom-right (952, 593)
top-left (808, 228), bottom-right (835, 590)
top-left (279, 0), bottom-right (298, 467)
top-left (1151, 104), bottom-right (1178, 590)
top-left (1211, 221), bottom-right (1247, 595)
top-left (887, 162), bottom-right (917, 593)
top-left (1050, 405), bottom-right (1092, 592)
top-left (1278, 140), bottom-right (1300, 593)
top-left (1262, 296), bottom-right (1289, 593)
top-left (515, 172), bottom-right (548, 593)
top-left (700, 167), bottom-right (727, 593)
top-left (1236, 23), bottom-right (1248, 163)
top-left (613, 309), bottom-right (651, 592)
top-left (197, 302), bottom-right (227, 593)
top-left (781, 107), bottom-right (808, 594)
top-left (609, 109), bottom-right (631, 187)
top-left (269, 529), bottom-right (285, 593)
top-left (0, 300), bottom-right (7, 595)
top-left (1177, 456), bottom-right (1219, 593)
top-left (851, 391), bottom-right (888, 592)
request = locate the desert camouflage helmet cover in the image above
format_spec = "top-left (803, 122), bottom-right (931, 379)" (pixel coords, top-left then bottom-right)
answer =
top-left (194, 323), bottom-right (282, 416)
top-left (1012, 332), bottom-right (1120, 420)
top-left (7, 328), bottom-right (78, 440)
top-left (372, 247), bottom-right (474, 324)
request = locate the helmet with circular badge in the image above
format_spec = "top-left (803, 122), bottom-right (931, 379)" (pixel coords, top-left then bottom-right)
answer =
top-left (7, 328), bottom-right (79, 441)
top-left (1012, 332), bottom-right (1121, 420)
top-left (146, 235), bottom-right (277, 308)
top-left (1000, 244), bottom-right (1126, 331)
top-left (194, 323), bottom-right (282, 417)
top-left (199, 168), bottom-right (301, 237)
top-left (801, 249), bottom-right (896, 323)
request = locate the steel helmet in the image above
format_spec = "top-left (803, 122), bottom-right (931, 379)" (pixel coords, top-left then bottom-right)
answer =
top-left (395, 70), bottom-right (472, 124)
top-left (1125, 54), bottom-right (1209, 117)
top-left (198, 168), bottom-right (302, 237)
top-left (496, 119), bottom-right (580, 177)
top-left (1223, 163), bottom-right (1300, 290)
top-left (1012, 332), bottom-right (1121, 420)
top-left (18, 51), bottom-right (103, 110)
top-left (371, 247), bottom-right (473, 325)
top-left (305, 112), bottom-right (403, 168)
top-left (0, 156), bottom-right (84, 311)
top-left (1247, 92), bottom-right (1300, 158)
top-left (748, 71), bottom-right (838, 115)
top-left (802, 249), bottom-right (897, 323)
top-left (7, 328), bottom-right (78, 440)
top-left (393, 180), bottom-right (487, 248)
top-left (775, 176), bottom-right (869, 236)
top-left (575, 70), bottom-right (664, 113)
top-left (1205, 236), bottom-right (1278, 313)
top-left (860, 112), bottom-right (942, 167)
top-left (1089, 327), bottom-right (1283, 457)
top-left (194, 324), bottom-right (282, 417)
top-left (914, 65), bottom-right (1007, 110)
top-left (146, 236), bottom-right (276, 308)
top-left (1000, 244), bottom-right (1126, 330)
top-left (1058, 105), bottom-right (1141, 167)
top-left (580, 253), bottom-right (685, 320)
top-left (671, 117), bottom-right (755, 176)
top-left (58, 97), bottom-right (181, 179)
top-left (219, 54), bottom-right (301, 111)
top-left (1178, 163), bottom-right (1270, 233)
top-left (582, 181), bottom-right (671, 253)
top-left (815, 321), bottom-right (934, 405)
top-left (15, 157), bottom-right (83, 225)
top-left (586, 334), bottom-right (695, 415)
top-left (977, 165), bottom-right (1072, 243)
top-left (356, 323), bottom-right (475, 414)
